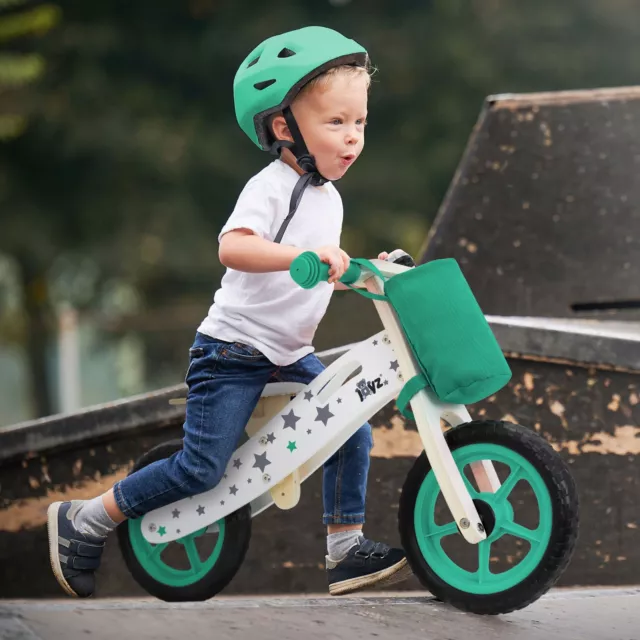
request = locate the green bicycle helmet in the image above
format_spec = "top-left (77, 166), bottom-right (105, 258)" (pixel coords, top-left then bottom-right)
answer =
top-left (233, 26), bottom-right (369, 243)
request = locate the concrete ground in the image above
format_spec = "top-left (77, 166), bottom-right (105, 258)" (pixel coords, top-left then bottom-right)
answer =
top-left (1, 587), bottom-right (638, 640)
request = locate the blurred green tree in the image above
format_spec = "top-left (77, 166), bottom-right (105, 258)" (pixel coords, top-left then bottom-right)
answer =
top-left (0, 0), bottom-right (59, 415)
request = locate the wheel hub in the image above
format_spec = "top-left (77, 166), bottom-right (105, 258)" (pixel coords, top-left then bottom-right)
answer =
top-left (472, 499), bottom-right (496, 537)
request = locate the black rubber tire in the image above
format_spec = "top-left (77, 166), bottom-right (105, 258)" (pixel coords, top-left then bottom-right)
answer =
top-left (398, 420), bottom-right (579, 615)
top-left (117, 440), bottom-right (252, 602)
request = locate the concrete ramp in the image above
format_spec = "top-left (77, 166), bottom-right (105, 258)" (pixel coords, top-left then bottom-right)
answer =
top-left (1, 588), bottom-right (638, 640)
top-left (421, 86), bottom-right (640, 320)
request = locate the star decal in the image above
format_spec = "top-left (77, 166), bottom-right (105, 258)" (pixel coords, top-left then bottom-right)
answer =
top-left (307, 429), bottom-right (312, 435)
top-left (247, 478), bottom-right (252, 484)
top-left (373, 340), bottom-right (378, 346)
top-left (158, 526), bottom-right (166, 537)
top-left (220, 500), bottom-right (225, 506)
top-left (233, 458), bottom-right (242, 469)
top-left (176, 529), bottom-right (181, 534)
top-left (282, 409), bottom-right (300, 430)
top-left (337, 398), bottom-right (342, 404)
top-left (384, 379), bottom-right (389, 386)
top-left (197, 505), bottom-right (205, 515)
top-left (266, 432), bottom-right (276, 444)
top-left (304, 390), bottom-right (314, 402)
top-left (223, 474), bottom-right (228, 480)
top-left (253, 451), bottom-right (272, 473)
top-left (172, 509), bottom-right (180, 519)
top-left (315, 404), bottom-right (335, 426)
top-left (287, 441), bottom-right (297, 453)
top-left (390, 360), bottom-right (400, 372)
top-left (229, 485), bottom-right (238, 496)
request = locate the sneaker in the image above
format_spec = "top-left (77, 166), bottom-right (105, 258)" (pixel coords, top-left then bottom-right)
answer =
top-left (47, 501), bottom-right (106, 598)
top-left (327, 537), bottom-right (413, 596)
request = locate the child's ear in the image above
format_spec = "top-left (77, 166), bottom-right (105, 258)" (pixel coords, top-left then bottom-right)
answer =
top-left (270, 114), bottom-right (293, 143)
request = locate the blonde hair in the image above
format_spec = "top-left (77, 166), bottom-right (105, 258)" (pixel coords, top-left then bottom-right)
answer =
top-left (296, 64), bottom-right (373, 100)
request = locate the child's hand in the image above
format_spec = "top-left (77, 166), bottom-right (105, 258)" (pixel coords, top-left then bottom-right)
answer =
top-left (378, 251), bottom-right (389, 261)
top-left (314, 245), bottom-right (350, 283)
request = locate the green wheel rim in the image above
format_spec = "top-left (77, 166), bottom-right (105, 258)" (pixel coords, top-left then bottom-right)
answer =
top-left (414, 443), bottom-right (553, 595)
top-left (129, 520), bottom-right (226, 587)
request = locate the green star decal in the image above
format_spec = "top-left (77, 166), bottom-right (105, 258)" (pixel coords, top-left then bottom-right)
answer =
top-left (158, 526), bottom-right (167, 537)
top-left (287, 441), bottom-right (297, 453)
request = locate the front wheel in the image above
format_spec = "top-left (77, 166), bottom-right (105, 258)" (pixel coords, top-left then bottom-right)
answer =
top-left (117, 440), bottom-right (252, 602)
top-left (399, 420), bottom-right (579, 614)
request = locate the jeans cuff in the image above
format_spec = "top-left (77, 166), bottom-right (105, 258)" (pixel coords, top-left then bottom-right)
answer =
top-left (114, 480), bottom-right (139, 519)
top-left (323, 513), bottom-right (365, 525)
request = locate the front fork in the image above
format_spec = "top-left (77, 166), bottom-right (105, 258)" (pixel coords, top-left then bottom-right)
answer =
top-left (363, 271), bottom-right (497, 544)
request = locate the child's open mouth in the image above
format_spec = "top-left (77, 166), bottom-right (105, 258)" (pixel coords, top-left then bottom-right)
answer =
top-left (340, 154), bottom-right (356, 167)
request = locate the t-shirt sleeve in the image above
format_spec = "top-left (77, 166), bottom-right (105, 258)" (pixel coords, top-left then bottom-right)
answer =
top-left (218, 177), bottom-right (278, 242)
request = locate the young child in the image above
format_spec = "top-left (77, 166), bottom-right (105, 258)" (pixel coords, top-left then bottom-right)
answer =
top-left (47, 25), bottom-right (412, 599)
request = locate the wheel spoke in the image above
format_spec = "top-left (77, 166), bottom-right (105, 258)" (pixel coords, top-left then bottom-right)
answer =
top-left (183, 536), bottom-right (203, 572)
top-left (477, 540), bottom-right (491, 584)
top-left (148, 543), bottom-right (167, 561)
top-left (427, 521), bottom-right (459, 541)
top-left (495, 465), bottom-right (524, 503)
top-left (501, 521), bottom-right (542, 545)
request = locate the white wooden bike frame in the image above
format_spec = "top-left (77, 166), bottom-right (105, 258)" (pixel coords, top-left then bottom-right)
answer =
top-left (141, 260), bottom-right (497, 546)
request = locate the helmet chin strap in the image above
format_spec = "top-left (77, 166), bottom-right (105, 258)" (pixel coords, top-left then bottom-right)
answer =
top-left (270, 106), bottom-right (328, 185)
top-left (270, 106), bottom-right (330, 244)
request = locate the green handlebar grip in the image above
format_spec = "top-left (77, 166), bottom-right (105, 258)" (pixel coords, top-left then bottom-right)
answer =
top-left (290, 251), bottom-right (362, 289)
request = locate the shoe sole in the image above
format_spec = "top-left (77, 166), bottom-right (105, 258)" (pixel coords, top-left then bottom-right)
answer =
top-left (47, 502), bottom-right (80, 598)
top-left (329, 557), bottom-right (413, 596)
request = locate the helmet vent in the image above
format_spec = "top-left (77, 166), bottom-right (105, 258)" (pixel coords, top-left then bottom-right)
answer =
top-left (254, 79), bottom-right (276, 91)
top-left (277, 48), bottom-right (296, 58)
top-left (247, 56), bottom-right (260, 68)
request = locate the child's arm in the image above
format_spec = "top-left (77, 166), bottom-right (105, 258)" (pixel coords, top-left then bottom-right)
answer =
top-left (219, 229), bottom-right (302, 273)
top-left (219, 229), bottom-right (350, 283)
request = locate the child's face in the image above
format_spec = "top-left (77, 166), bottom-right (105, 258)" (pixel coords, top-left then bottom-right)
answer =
top-left (289, 73), bottom-right (368, 181)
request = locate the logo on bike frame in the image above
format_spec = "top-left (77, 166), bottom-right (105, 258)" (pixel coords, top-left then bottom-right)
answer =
top-left (355, 377), bottom-right (383, 402)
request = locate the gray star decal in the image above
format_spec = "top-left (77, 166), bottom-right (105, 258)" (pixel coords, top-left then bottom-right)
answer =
top-left (337, 398), bottom-right (342, 404)
top-left (223, 473), bottom-right (228, 480)
top-left (197, 505), bottom-right (205, 515)
top-left (253, 451), bottom-right (272, 473)
top-left (282, 409), bottom-right (300, 430)
top-left (384, 379), bottom-right (389, 386)
top-left (390, 360), bottom-right (399, 371)
top-left (304, 390), bottom-right (314, 402)
top-left (220, 500), bottom-right (225, 506)
top-left (373, 340), bottom-right (378, 346)
top-left (307, 429), bottom-right (312, 435)
top-left (172, 509), bottom-right (180, 519)
top-left (315, 404), bottom-right (335, 426)
top-left (266, 432), bottom-right (276, 444)
top-left (233, 458), bottom-right (242, 469)
top-left (177, 529), bottom-right (181, 534)
top-left (229, 485), bottom-right (238, 496)
top-left (247, 478), bottom-right (252, 484)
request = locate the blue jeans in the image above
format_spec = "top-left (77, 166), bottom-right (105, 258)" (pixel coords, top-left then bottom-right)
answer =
top-left (114, 332), bottom-right (373, 525)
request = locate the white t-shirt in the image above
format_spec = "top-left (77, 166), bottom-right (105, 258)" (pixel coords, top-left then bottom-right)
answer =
top-left (198, 159), bottom-right (343, 366)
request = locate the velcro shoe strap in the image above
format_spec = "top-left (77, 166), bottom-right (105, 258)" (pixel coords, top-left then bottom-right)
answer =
top-left (68, 553), bottom-right (102, 571)
top-left (356, 539), bottom-right (376, 558)
top-left (68, 539), bottom-right (105, 558)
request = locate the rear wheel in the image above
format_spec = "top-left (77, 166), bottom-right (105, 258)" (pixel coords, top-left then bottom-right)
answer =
top-left (117, 440), bottom-right (252, 601)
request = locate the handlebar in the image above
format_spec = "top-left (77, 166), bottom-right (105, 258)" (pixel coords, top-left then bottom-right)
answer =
top-left (289, 251), bottom-right (362, 289)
